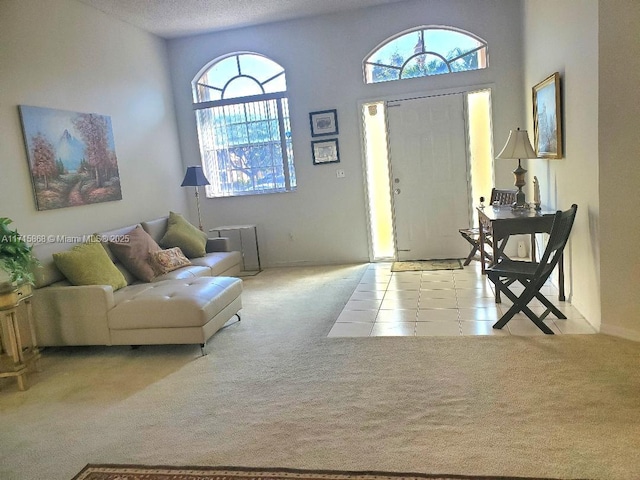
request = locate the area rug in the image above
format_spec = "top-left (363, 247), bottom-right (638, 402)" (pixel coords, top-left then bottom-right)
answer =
top-left (391, 259), bottom-right (463, 272)
top-left (71, 465), bottom-right (588, 480)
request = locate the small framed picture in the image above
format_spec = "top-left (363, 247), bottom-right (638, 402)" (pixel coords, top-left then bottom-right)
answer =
top-left (311, 139), bottom-right (340, 165)
top-left (532, 72), bottom-right (562, 159)
top-left (309, 109), bottom-right (338, 137)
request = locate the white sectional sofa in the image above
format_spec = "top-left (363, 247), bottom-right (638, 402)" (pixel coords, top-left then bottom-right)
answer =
top-left (31, 214), bottom-right (243, 349)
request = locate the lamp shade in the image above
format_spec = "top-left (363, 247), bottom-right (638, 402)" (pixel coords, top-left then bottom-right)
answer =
top-left (181, 166), bottom-right (210, 187)
top-left (496, 128), bottom-right (537, 160)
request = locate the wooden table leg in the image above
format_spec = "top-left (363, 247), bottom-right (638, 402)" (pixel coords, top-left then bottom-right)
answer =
top-left (530, 233), bottom-right (536, 261)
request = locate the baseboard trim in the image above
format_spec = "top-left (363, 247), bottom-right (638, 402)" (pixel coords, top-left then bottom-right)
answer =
top-left (267, 259), bottom-right (370, 268)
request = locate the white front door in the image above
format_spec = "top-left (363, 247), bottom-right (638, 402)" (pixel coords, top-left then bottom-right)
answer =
top-left (387, 93), bottom-right (471, 261)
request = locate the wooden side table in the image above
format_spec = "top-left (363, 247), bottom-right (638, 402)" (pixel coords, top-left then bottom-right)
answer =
top-left (0, 284), bottom-right (41, 391)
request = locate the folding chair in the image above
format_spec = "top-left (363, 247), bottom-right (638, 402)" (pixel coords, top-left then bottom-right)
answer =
top-left (486, 204), bottom-right (578, 334)
top-left (459, 188), bottom-right (517, 266)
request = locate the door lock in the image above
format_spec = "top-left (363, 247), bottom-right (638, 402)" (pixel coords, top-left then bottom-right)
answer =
top-left (394, 188), bottom-right (401, 195)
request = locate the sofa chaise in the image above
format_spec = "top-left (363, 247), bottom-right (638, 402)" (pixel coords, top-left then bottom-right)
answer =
top-left (31, 213), bottom-right (243, 350)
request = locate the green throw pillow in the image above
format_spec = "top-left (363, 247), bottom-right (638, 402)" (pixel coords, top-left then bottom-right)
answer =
top-left (159, 211), bottom-right (207, 258)
top-left (53, 239), bottom-right (127, 291)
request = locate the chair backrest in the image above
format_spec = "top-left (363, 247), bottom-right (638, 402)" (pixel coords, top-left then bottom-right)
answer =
top-left (536, 204), bottom-right (578, 278)
top-left (490, 188), bottom-right (518, 206)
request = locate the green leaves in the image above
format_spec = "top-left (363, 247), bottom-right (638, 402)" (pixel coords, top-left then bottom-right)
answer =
top-left (0, 217), bottom-right (39, 285)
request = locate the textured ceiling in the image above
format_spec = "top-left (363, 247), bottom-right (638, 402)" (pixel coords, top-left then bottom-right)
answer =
top-left (78, 0), bottom-right (408, 39)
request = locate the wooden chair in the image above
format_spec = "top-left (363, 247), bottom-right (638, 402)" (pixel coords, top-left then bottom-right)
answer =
top-left (459, 188), bottom-right (517, 266)
top-left (486, 204), bottom-right (578, 334)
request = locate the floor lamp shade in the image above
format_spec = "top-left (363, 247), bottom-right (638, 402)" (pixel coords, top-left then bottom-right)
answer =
top-left (181, 166), bottom-right (210, 187)
top-left (181, 166), bottom-right (210, 231)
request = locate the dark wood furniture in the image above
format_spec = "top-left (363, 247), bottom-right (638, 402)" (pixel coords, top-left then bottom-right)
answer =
top-left (477, 205), bottom-right (566, 302)
top-left (486, 205), bottom-right (578, 334)
top-left (459, 188), bottom-right (517, 266)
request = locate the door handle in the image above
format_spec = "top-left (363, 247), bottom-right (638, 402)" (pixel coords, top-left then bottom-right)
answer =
top-left (394, 188), bottom-right (401, 195)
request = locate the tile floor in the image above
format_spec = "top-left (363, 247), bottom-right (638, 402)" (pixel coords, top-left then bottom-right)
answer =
top-left (328, 262), bottom-right (597, 337)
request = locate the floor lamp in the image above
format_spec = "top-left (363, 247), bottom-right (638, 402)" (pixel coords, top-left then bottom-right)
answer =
top-left (181, 166), bottom-right (210, 231)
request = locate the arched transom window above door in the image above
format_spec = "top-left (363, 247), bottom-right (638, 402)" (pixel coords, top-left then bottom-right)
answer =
top-left (363, 26), bottom-right (488, 84)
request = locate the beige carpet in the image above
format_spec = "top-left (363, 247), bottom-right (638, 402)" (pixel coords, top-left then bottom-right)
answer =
top-left (1, 265), bottom-right (639, 480)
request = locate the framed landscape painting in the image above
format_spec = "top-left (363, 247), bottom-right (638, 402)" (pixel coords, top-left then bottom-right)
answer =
top-left (532, 72), bottom-right (563, 158)
top-left (19, 105), bottom-right (122, 211)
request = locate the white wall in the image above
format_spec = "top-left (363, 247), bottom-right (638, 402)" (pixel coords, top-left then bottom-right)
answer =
top-left (598, 1), bottom-right (640, 340)
top-left (522, 1), bottom-right (601, 329)
top-left (0, 0), bottom-right (188, 239)
top-left (167, 0), bottom-right (524, 267)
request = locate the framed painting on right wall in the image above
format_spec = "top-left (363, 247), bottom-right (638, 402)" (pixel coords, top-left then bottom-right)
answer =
top-left (533, 72), bottom-right (563, 159)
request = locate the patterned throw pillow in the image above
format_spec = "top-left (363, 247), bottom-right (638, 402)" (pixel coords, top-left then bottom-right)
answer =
top-left (150, 247), bottom-right (192, 275)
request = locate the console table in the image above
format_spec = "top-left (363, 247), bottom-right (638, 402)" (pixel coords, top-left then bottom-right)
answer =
top-left (210, 224), bottom-right (262, 275)
top-left (477, 205), bottom-right (565, 302)
top-left (0, 284), bottom-right (41, 391)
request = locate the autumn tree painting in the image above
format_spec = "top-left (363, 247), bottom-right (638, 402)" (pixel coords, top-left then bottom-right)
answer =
top-left (19, 106), bottom-right (122, 211)
top-left (30, 133), bottom-right (58, 190)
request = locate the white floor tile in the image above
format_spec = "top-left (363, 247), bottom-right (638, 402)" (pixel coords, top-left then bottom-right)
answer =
top-left (456, 297), bottom-right (499, 309)
top-left (329, 263), bottom-right (594, 338)
top-left (380, 298), bottom-right (420, 310)
top-left (418, 297), bottom-right (458, 309)
top-left (455, 287), bottom-right (493, 298)
top-left (335, 310), bottom-right (378, 323)
top-left (457, 307), bottom-right (501, 321)
top-left (460, 321), bottom-right (509, 336)
top-left (387, 280), bottom-right (421, 291)
top-left (371, 322), bottom-right (415, 336)
top-left (376, 309), bottom-right (418, 323)
top-left (420, 289), bottom-right (457, 299)
top-left (415, 321), bottom-right (461, 336)
top-left (349, 290), bottom-right (386, 301)
top-left (356, 279), bottom-right (389, 292)
top-left (416, 309), bottom-right (459, 322)
top-left (553, 318), bottom-right (598, 334)
top-left (393, 271), bottom-right (423, 279)
top-left (384, 290), bottom-right (421, 301)
top-left (420, 280), bottom-right (455, 290)
top-left (454, 278), bottom-right (492, 289)
top-left (343, 299), bottom-right (383, 310)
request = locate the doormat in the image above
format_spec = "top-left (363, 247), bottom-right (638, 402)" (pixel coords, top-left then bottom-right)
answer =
top-left (71, 465), bottom-right (584, 480)
top-left (392, 259), bottom-right (463, 272)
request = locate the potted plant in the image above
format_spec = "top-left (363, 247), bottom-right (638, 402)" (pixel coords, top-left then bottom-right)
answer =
top-left (0, 217), bottom-right (39, 293)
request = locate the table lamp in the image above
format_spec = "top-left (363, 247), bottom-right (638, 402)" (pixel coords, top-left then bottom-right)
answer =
top-left (496, 128), bottom-right (538, 208)
top-left (181, 166), bottom-right (210, 230)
